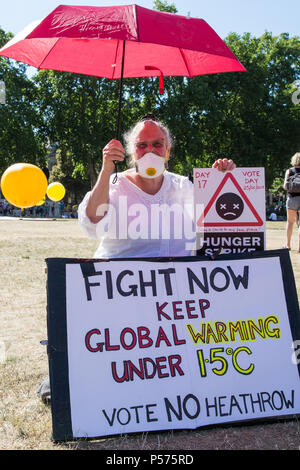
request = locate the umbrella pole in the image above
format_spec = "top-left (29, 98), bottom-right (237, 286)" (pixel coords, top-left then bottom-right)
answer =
top-left (113, 40), bottom-right (125, 184)
top-left (116, 40), bottom-right (126, 140)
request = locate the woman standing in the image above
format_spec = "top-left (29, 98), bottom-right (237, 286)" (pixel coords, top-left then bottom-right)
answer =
top-left (283, 152), bottom-right (300, 251)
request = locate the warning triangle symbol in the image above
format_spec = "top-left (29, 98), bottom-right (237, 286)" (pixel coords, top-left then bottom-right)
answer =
top-left (197, 172), bottom-right (264, 227)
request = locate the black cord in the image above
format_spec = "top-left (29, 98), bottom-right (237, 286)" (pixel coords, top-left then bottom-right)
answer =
top-left (112, 162), bottom-right (118, 184)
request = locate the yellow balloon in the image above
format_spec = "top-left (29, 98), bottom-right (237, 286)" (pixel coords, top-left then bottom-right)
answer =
top-left (47, 182), bottom-right (66, 202)
top-left (0, 163), bottom-right (48, 209)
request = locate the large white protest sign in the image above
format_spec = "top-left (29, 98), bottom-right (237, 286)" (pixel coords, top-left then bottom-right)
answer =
top-left (194, 168), bottom-right (266, 256)
top-left (46, 250), bottom-right (300, 441)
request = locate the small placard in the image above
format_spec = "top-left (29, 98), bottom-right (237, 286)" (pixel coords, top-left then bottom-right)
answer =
top-left (194, 168), bottom-right (266, 255)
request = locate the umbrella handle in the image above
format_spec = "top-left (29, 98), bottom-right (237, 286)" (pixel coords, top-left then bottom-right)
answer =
top-left (145, 66), bottom-right (164, 94)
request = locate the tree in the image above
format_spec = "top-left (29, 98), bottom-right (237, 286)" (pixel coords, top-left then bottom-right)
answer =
top-left (34, 69), bottom-right (153, 190)
top-left (149, 29), bottom-right (300, 186)
top-left (0, 28), bottom-right (47, 177)
top-left (214, 32), bottom-right (300, 186)
top-left (35, 71), bottom-right (117, 187)
top-left (153, 0), bottom-right (177, 13)
top-left (150, 3), bottom-right (300, 185)
top-left (49, 148), bottom-right (88, 204)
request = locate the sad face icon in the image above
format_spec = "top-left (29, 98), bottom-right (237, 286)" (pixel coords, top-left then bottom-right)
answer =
top-left (215, 192), bottom-right (244, 220)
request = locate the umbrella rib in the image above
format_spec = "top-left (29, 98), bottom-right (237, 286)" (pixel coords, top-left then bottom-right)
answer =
top-left (37, 38), bottom-right (61, 69)
top-left (111, 40), bottom-right (120, 80)
top-left (134, 5), bottom-right (140, 42)
top-left (179, 48), bottom-right (191, 77)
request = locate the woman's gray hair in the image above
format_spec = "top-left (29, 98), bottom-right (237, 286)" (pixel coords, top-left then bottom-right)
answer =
top-left (123, 119), bottom-right (173, 167)
top-left (291, 152), bottom-right (300, 167)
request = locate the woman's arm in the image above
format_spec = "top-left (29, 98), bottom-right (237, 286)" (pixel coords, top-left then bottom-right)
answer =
top-left (283, 169), bottom-right (290, 191)
top-left (86, 139), bottom-right (125, 223)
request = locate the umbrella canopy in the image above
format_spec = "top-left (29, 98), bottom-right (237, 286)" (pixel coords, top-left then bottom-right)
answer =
top-left (0, 4), bottom-right (246, 80)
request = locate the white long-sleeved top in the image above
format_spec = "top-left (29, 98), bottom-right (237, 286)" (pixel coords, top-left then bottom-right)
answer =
top-left (78, 170), bottom-right (195, 258)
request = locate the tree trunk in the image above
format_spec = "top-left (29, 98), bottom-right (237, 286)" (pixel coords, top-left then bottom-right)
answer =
top-left (88, 158), bottom-right (97, 189)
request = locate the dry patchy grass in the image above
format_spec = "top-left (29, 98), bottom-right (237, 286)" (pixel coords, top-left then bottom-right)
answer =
top-left (0, 218), bottom-right (299, 450)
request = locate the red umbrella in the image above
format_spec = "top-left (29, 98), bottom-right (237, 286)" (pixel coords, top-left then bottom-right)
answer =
top-left (0, 4), bottom-right (246, 139)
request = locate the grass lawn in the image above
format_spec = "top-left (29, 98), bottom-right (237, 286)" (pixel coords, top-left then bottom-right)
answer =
top-left (0, 218), bottom-right (299, 450)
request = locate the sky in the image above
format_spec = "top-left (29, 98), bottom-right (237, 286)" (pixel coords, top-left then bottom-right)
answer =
top-left (1, 0), bottom-right (299, 39)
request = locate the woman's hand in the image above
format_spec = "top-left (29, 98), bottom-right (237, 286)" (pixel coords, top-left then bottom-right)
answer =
top-left (212, 158), bottom-right (236, 172)
top-left (102, 139), bottom-right (125, 174)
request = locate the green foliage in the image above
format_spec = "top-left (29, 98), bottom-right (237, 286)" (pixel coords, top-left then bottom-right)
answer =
top-left (153, 0), bottom-right (178, 13)
top-left (49, 149), bottom-right (88, 203)
top-left (157, 31), bottom-right (300, 183)
top-left (34, 70), bottom-right (142, 188)
top-left (0, 28), bottom-right (47, 177)
top-left (218, 32), bottom-right (300, 186)
top-left (270, 177), bottom-right (284, 196)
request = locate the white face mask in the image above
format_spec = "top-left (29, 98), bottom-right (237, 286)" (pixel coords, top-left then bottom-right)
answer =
top-left (135, 152), bottom-right (166, 179)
